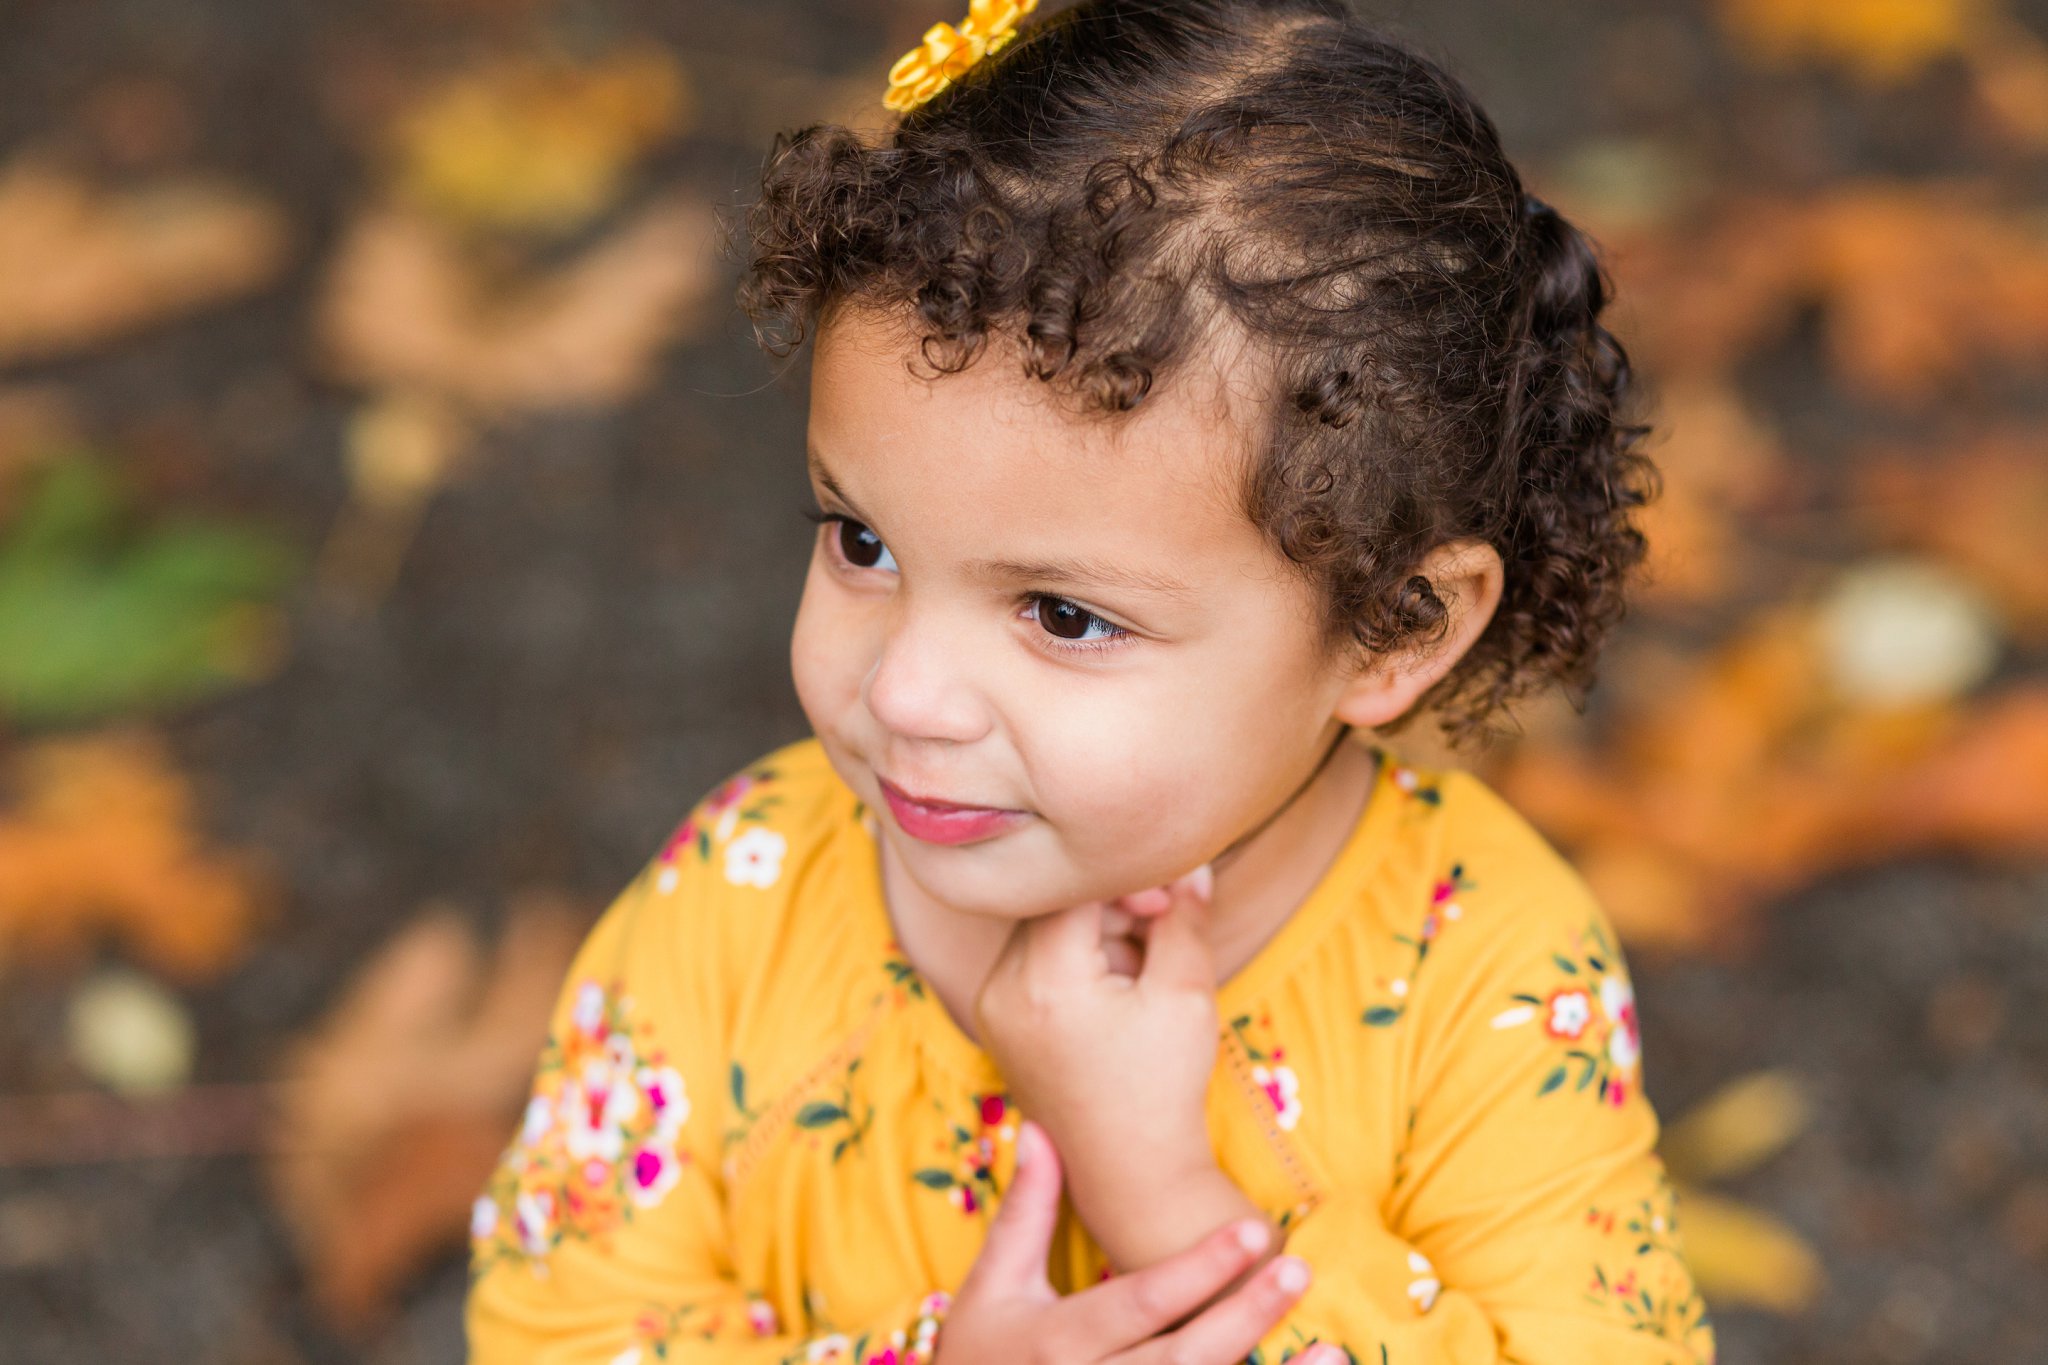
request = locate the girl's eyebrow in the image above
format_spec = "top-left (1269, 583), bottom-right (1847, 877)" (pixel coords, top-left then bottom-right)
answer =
top-left (808, 446), bottom-right (1198, 602)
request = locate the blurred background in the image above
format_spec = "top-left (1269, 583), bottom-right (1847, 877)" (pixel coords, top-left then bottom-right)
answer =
top-left (0, 0), bottom-right (2044, 1361)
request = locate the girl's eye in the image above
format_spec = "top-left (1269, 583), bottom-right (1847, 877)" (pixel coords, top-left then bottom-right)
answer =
top-left (1025, 595), bottom-right (1134, 656)
top-left (804, 508), bottom-right (898, 573)
top-left (800, 506), bottom-right (1136, 658)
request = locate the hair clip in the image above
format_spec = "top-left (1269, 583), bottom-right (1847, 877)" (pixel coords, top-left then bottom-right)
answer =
top-left (883, 0), bottom-right (1039, 113)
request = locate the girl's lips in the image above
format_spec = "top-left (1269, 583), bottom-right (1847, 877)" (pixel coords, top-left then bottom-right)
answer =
top-left (876, 777), bottom-right (1028, 846)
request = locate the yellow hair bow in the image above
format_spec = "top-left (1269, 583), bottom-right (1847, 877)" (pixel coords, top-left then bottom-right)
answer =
top-left (883, 0), bottom-right (1040, 113)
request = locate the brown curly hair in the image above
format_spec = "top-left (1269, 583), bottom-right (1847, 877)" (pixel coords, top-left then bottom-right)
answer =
top-left (726, 0), bottom-right (1659, 748)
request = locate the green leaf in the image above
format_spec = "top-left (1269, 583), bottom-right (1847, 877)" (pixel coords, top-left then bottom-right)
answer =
top-left (1539, 1065), bottom-right (1568, 1096)
top-left (1552, 954), bottom-right (1580, 974)
top-left (912, 1169), bottom-right (955, 1190)
top-left (794, 1101), bottom-right (847, 1128)
top-left (0, 453), bottom-right (299, 726)
top-left (730, 1062), bottom-right (747, 1112)
top-left (1364, 1006), bottom-right (1403, 1026)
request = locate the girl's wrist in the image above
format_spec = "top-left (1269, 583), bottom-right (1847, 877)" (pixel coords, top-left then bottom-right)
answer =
top-left (1074, 1158), bottom-right (1273, 1277)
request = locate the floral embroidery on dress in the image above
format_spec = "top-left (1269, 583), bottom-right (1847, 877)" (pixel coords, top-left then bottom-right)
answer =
top-left (1363, 862), bottom-right (1476, 1026)
top-left (795, 1055), bottom-right (877, 1164)
top-left (1247, 1337), bottom-right (1378, 1364)
top-left (1386, 757), bottom-right (1442, 807)
top-left (653, 766), bottom-right (787, 893)
top-left (1489, 916), bottom-right (1644, 1107)
top-left (1228, 1010), bottom-right (1303, 1131)
top-left (610, 1292), bottom-right (948, 1365)
top-left (1405, 1248), bottom-right (1442, 1312)
top-left (1583, 1177), bottom-right (1716, 1360)
top-left (620, 1292), bottom-right (782, 1357)
top-left (914, 1092), bottom-right (1012, 1214)
top-left (471, 978), bottom-right (691, 1273)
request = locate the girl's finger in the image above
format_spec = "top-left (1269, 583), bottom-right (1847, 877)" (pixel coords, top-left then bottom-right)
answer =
top-left (1135, 865), bottom-right (1215, 994)
top-left (1062, 1216), bottom-right (1276, 1356)
top-left (1022, 897), bottom-right (1109, 986)
top-left (1121, 1250), bottom-right (1315, 1365)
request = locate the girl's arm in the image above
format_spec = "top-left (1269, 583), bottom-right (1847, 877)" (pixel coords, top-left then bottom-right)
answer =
top-left (464, 847), bottom-right (955, 1365)
top-left (1082, 780), bottom-right (1715, 1365)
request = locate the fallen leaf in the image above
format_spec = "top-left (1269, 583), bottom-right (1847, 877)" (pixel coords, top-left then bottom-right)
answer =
top-left (1673, 1188), bottom-right (1826, 1312)
top-left (266, 895), bottom-right (584, 1332)
top-left (1609, 182), bottom-right (2048, 403)
top-left (389, 47), bottom-right (691, 235)
top-left (1662, 1070), bottom-right (1814, 1186)
top-left (0, 725), bottom-right (278, 981)
top-left (312, 195), bottom-right (719, 412)
top-left (1494, 599), bottom-right (2048, 951)
top-left (0, 153), bottom-right (291, 365)
top-left (1854, 428), bottom-right (2048, 642)
top-left (0, 451), bottom-right (299, 725)
top-left (1718, 0), bottom-right (1979, 84)
top-left (1633, 383), bottom-right (1790, 606)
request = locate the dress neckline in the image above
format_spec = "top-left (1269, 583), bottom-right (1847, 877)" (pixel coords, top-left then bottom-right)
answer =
top-left (832, 736), bottom-right (1405, 1090)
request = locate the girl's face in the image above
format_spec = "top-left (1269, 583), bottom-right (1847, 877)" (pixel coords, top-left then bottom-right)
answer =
top-left (792, 305), bottom-right (1374, 921)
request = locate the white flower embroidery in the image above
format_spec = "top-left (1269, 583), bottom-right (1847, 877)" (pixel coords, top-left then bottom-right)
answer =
top-left (1407, 1249), bottom-right (1441, 1312)
top-left (1601, 974), bottom-right (1641, 1069)
top-left (724, 825), bottom-right (787, 888)
top-left (1545, 988), bottom-right (1593, 1040)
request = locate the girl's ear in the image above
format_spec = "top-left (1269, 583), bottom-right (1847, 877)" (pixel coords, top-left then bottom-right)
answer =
top-left (1330, 538), bottom-right (1505, 730)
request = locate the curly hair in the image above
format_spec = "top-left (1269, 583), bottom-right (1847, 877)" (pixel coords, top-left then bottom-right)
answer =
top-left (726, 0), bottom-right (1658, 748)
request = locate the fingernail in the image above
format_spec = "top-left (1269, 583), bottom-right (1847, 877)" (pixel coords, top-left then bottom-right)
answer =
top-left (1014, 1121), bottom-right (1035, 1170)
top-left (1189, 863), bottom-right (1214, 900)
top-left (1275, 1257), bottom-right (1309, 1293)
top-left (1233, 1219), bottom-right (1268, 1255)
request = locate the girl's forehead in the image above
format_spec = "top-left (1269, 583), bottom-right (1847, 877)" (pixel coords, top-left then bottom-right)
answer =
top-left (809, 308), bottom-right (1267, 547)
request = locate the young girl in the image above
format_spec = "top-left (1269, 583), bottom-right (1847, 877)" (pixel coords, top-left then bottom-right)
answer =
top-left (465, 1), bottom-right (1715, 1361)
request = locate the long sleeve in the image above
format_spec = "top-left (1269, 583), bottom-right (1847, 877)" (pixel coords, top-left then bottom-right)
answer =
top-left (464, 790), bottom-right (955, 1365)
top-left (1247, 779), bottom-right (1715, 1365)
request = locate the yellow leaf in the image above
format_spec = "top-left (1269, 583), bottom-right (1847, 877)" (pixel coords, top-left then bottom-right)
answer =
top-left (1720, 0), bottom-right (1982, 83)
top-left (1662, 1070), bottom-right (1814, 1184)
top-left (1673, 1188), bottom-right (1826, 1312)
top-left (390, 47), bottom-right (691, 234)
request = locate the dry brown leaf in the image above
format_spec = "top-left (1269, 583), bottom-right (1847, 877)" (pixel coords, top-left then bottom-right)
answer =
top-left (1854, 429), bottom-right (2048, 641)
top-left (0, 726), bottom-right (277, 981)
top-left (389, 47), bottom-right (691, 234)
top-left (267, 894), bottom-right (584, 1332)
top-left (0, 153), bottom-right (291, 365)
top-left (312, 195), bottom-right (718, 412)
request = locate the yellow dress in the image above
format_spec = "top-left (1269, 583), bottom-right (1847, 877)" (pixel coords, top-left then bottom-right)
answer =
top-left (466, 733), bottom-right (1716, 1365)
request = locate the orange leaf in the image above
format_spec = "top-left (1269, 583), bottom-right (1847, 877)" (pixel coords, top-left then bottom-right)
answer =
top-left (0, 726), bottom-right (277, 981)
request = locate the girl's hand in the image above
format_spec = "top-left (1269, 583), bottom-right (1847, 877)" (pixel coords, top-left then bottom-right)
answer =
top-left (935, 1119), bottom-right (1343, 1365)
top-left (973, 865), bottom-right (1221, 1229)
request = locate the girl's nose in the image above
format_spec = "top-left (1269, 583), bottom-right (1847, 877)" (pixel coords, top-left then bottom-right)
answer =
top-left (861, 600), bottom-right (990, 745)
